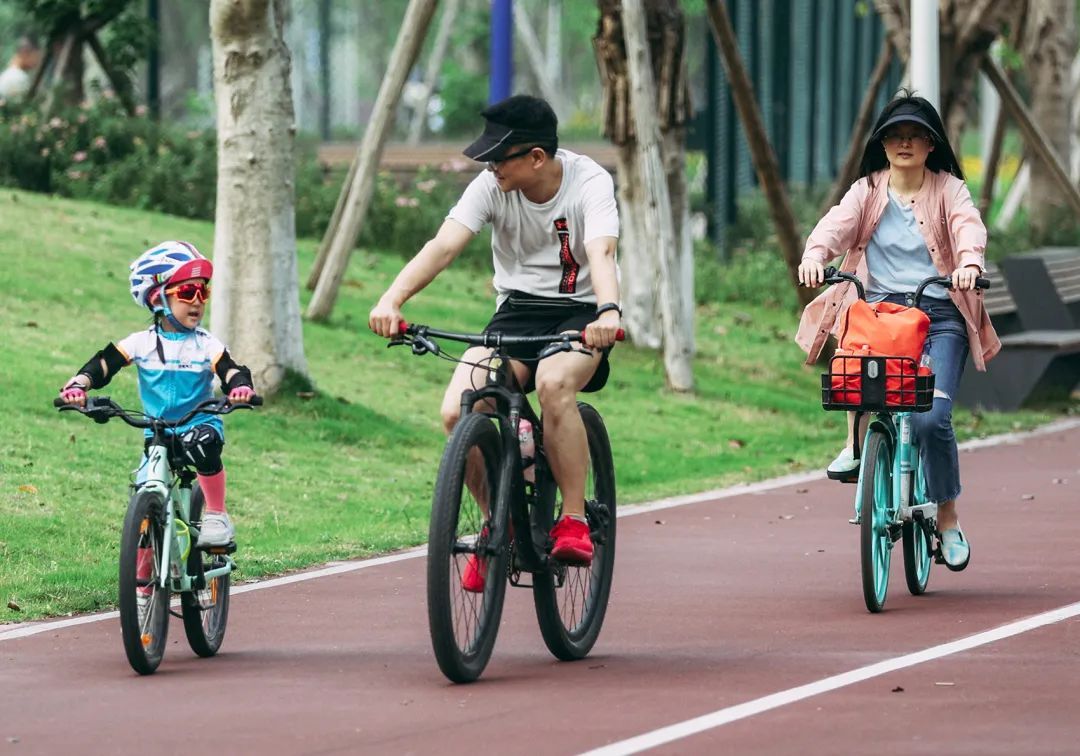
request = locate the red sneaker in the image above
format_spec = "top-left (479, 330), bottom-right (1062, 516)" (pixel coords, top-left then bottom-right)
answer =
top-left (550, 516), bottom-right (593, 565)
top-left (460, 554), bottom-right (487, 593)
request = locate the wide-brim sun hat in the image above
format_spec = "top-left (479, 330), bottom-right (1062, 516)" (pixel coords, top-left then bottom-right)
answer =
top-left (870, 101), bottom-right (945, 145)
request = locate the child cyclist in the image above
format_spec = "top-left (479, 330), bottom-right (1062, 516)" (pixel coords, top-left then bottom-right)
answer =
top-left (58, 241), bottom-right (256, 549)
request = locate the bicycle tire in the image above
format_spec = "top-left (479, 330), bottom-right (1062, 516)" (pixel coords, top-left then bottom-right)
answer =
top-left (427, 412), bottom-right (509, 683)
top-left (902, 458), bottom-right (932, 595)
top-left (532, 402), bottom-right (617, 661)
top-left (859, 430), bottom-right (893, 613)
top-left (181, 482), bottom-right (231, 657)
top-left (118, 489), bottom-right (171, 674)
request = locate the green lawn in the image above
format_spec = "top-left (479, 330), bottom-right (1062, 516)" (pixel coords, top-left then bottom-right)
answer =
top-left (0, 189), bottom-right (1069, 622)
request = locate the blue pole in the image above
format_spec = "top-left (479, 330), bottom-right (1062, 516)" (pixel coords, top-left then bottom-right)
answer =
top-left (490, 0), bottom-right (513, 103)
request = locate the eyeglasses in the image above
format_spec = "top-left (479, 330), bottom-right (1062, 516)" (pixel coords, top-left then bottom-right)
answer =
top-left (882, 132), bottom-right (932, 146)
top-left (165, 281), bottom-right (211, 304)
top-left (487, 147), bottom-right (537, 168)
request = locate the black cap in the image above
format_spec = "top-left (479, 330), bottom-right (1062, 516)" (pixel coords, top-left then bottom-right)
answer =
top-left (463, 119), bottom-right (557, 162)
top-left (870, 101), bottom-right (944, 144)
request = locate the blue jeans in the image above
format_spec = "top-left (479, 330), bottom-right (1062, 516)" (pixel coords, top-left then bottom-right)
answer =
top-left (880, 295), bottom-right (969, 502)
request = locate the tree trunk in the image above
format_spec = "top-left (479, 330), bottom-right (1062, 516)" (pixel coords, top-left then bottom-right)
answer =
top-left (594, 0), bottom-right (692, 356)
top-left (306, 0), bottom-right (438, 322)
top-left (982, 56), bottom-right (1080, 218)
top-left (705, 0), bottom-right (812, 308)
top-left (621, 0), bottom-right (693, 391)
top-left (514, 1), bottom-right (569, 120)
top-left (1023, 0), bottom-right (1077, 241)
top-left (210, 0), bottom-right (308, 395)
top-left (408, 0), bottom-right (461, 145)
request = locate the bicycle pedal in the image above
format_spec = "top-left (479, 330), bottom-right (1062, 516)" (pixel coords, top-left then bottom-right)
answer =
top-left (848, 516), bottom-right (861, 525)
top-left (200, 541), bottom-right (237, 555)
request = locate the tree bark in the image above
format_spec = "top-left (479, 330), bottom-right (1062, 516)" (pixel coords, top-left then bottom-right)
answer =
top-left (408, 0), bottom-right (461, 144)
top-left (982, 56), bottom-right (1080, 218)
top-left (705, 0), bottom-right (813, 308)
top-left (621, 0), bottom-right (693, 391)
top-left (1023, 0), bottom-right (1076, 241)
top-left (210, 0), bottom-right (308, 394)
top-left (306, 0), bottom-right (438, 322)
top-left (514, 1), bottom-right (569, 121)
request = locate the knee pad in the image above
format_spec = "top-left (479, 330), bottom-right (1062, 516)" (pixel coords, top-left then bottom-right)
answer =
top-left (179, 424), bottom-right (224, 474)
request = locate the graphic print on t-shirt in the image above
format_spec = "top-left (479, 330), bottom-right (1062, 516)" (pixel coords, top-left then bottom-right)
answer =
top-left (554, 217), bottom-right (578, 294)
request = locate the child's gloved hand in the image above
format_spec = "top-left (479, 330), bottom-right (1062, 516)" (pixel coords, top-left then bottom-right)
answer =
top-left (60, 377), bottom-right (89, 407)
top-left (228, 386), bottom-right (255, 404)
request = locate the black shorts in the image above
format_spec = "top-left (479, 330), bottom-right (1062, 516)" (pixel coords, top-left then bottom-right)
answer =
top-left (483, 291), bottom-right (611, 393)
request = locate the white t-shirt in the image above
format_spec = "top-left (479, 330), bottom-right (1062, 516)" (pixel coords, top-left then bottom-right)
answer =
top-left (0, 66), bottom-right (30, 99)
top-left (448, 149), bottom-right (620, 305)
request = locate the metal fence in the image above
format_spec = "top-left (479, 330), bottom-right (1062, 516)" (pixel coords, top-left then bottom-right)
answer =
top-left (702, 0), bottom-right (903, 245)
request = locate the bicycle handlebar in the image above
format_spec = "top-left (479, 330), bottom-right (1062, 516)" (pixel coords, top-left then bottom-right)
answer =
top-left (396, 321), bottom-right (626, 351)
top-left (54, 395), bottom-right (262, 429)
top-left (820, 266), bottom-right (990, 304)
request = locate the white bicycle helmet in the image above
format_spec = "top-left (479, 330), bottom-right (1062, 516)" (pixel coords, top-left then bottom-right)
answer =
top-left (129, 241), bottom-right (213, 309)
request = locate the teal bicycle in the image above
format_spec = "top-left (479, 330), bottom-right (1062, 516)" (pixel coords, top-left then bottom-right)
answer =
top-left (819, 267), bottom-right (988, 612)
top-left (55, 395), bottom-right (260, 674)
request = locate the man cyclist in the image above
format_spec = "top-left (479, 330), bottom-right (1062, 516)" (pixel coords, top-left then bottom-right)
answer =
top-left (368, 94), bottom-right (621, 571)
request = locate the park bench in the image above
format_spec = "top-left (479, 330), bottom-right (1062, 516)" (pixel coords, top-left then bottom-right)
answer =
top-left (956, 248), bottom-right (1080, 411)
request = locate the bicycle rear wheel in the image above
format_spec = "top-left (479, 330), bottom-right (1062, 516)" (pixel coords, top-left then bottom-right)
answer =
top-left (118, 489), bottom-right (170, 674)
top-left (858, 430), bottom-right (893, 613)
top-left (181, 482), bottom-right (231, 657)
top-left (903, 456), bottom-right (932, 595)
top-left (533, 403), bottom-right (617, 661)
top-left (427, 412), bottom-right (509, 683)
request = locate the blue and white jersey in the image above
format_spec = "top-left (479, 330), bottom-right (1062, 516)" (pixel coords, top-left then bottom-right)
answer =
top-left (116, 326), bottom-right (227, 438)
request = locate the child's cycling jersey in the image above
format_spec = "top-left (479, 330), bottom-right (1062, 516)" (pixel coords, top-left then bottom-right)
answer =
top-left (115, 326), bottom-right (227, 437)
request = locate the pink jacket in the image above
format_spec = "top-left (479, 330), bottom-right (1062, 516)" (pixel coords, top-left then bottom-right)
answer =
top-left (795, 169), bottom-right (1000, 371)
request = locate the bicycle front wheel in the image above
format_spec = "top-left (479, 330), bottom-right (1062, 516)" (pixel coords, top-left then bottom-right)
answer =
top-left (181, 482), bottom-right (231, 657)
top-left (903, 456), bottom-right (932, 595)
top-left (427, 412), bottom-right (509, 683)
top-left (118, 489), bottom-right (171, 674)
top-left (858, 430), bottom-right (893, 613)
top-left (533, 402), bottom-right (617, 661)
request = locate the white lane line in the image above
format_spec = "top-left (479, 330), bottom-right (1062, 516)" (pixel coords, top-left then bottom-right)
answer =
top-left (580, 600), bottom-right (1080, 756)
top-left (3, 418), bottom-right (1078, 643)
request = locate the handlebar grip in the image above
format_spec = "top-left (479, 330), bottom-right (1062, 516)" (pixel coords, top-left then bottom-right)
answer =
top-left (248, 395), bottom-right (264, 406)
top-left (53, 397), bottom-right (66, 407)
top-left (398, 321), bottom-right (409, 335)
top-left (616, 328), bottom-right (626, 341)
top-left (976, 277), bottom-right (991, 290)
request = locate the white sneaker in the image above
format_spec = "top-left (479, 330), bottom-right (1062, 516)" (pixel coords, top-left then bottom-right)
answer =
top-left (827, 446), bottom-right (859, 474)
top-left (197, 512), bottom-right (235, 547)
top-left (939, 526), bottom-right (970, 571)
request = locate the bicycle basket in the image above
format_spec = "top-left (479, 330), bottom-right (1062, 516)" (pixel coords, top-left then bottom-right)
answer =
top-left (822, 352), bottom-right (935, 412)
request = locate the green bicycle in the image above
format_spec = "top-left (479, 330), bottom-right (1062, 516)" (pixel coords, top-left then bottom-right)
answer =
top-left (819, 267), bottom-right (988, 612)
top-left (55, 395), bottom-right (260, 674)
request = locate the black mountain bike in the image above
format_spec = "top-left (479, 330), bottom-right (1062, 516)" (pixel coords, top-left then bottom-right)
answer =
top-left (393, 323), bottom-right (622, 683)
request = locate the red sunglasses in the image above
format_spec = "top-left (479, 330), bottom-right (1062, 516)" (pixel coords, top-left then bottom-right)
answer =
top-left (165, 281), bottom-right (211, 304)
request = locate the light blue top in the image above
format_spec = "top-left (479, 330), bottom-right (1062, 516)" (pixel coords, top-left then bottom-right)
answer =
top-left (865, 190), bottom-right (947, 302)
top-left (117, 326), bottom-right (226, 438)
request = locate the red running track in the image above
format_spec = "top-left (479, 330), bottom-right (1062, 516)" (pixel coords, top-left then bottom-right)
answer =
top-left (2, 422), bottom-right (1078, 755)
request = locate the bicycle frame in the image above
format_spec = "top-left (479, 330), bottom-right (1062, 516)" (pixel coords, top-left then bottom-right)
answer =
top-left (856, 411), bottom-right (936, 526)
top-left (136, 439), bottom-right (234, 594)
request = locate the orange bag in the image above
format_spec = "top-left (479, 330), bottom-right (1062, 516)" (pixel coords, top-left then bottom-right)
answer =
top-left (831, 300), bottom-right (932, 408)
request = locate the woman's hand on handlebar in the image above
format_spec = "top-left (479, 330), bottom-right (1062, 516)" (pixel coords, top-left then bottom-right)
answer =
top-left (798, 259), bottom-right (826, 287)
top-left (368, 295), bottom-right (404, 339)
top-left (951, 264), bottom-right (981, 291)
top-left (584, 310), bottom-right (622, 349)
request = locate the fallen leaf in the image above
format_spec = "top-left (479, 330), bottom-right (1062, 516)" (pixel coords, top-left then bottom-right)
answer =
top-left (24, 321), bottom-right (37, 328)
top-left (69, 434), bottom-right (76, 443)
top-left (17, 484), bottom-right (37, 494)
top-left (779, 514), bottom-right (794, 520)
top-left (7, 601), bottom-right (20, 612)
top-left (1052, 478), bottom-right (1066, 484)
top-left (795, 488), bottom-right (809, 494)
top-left (728, 439), bottom-right (745, 449)
top-left (891, 686), bottom-right (904, 693)
top-left (654, 519), bottom-right (665, 525)
top-left (1021, 494), bottom-right (1035, 501)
